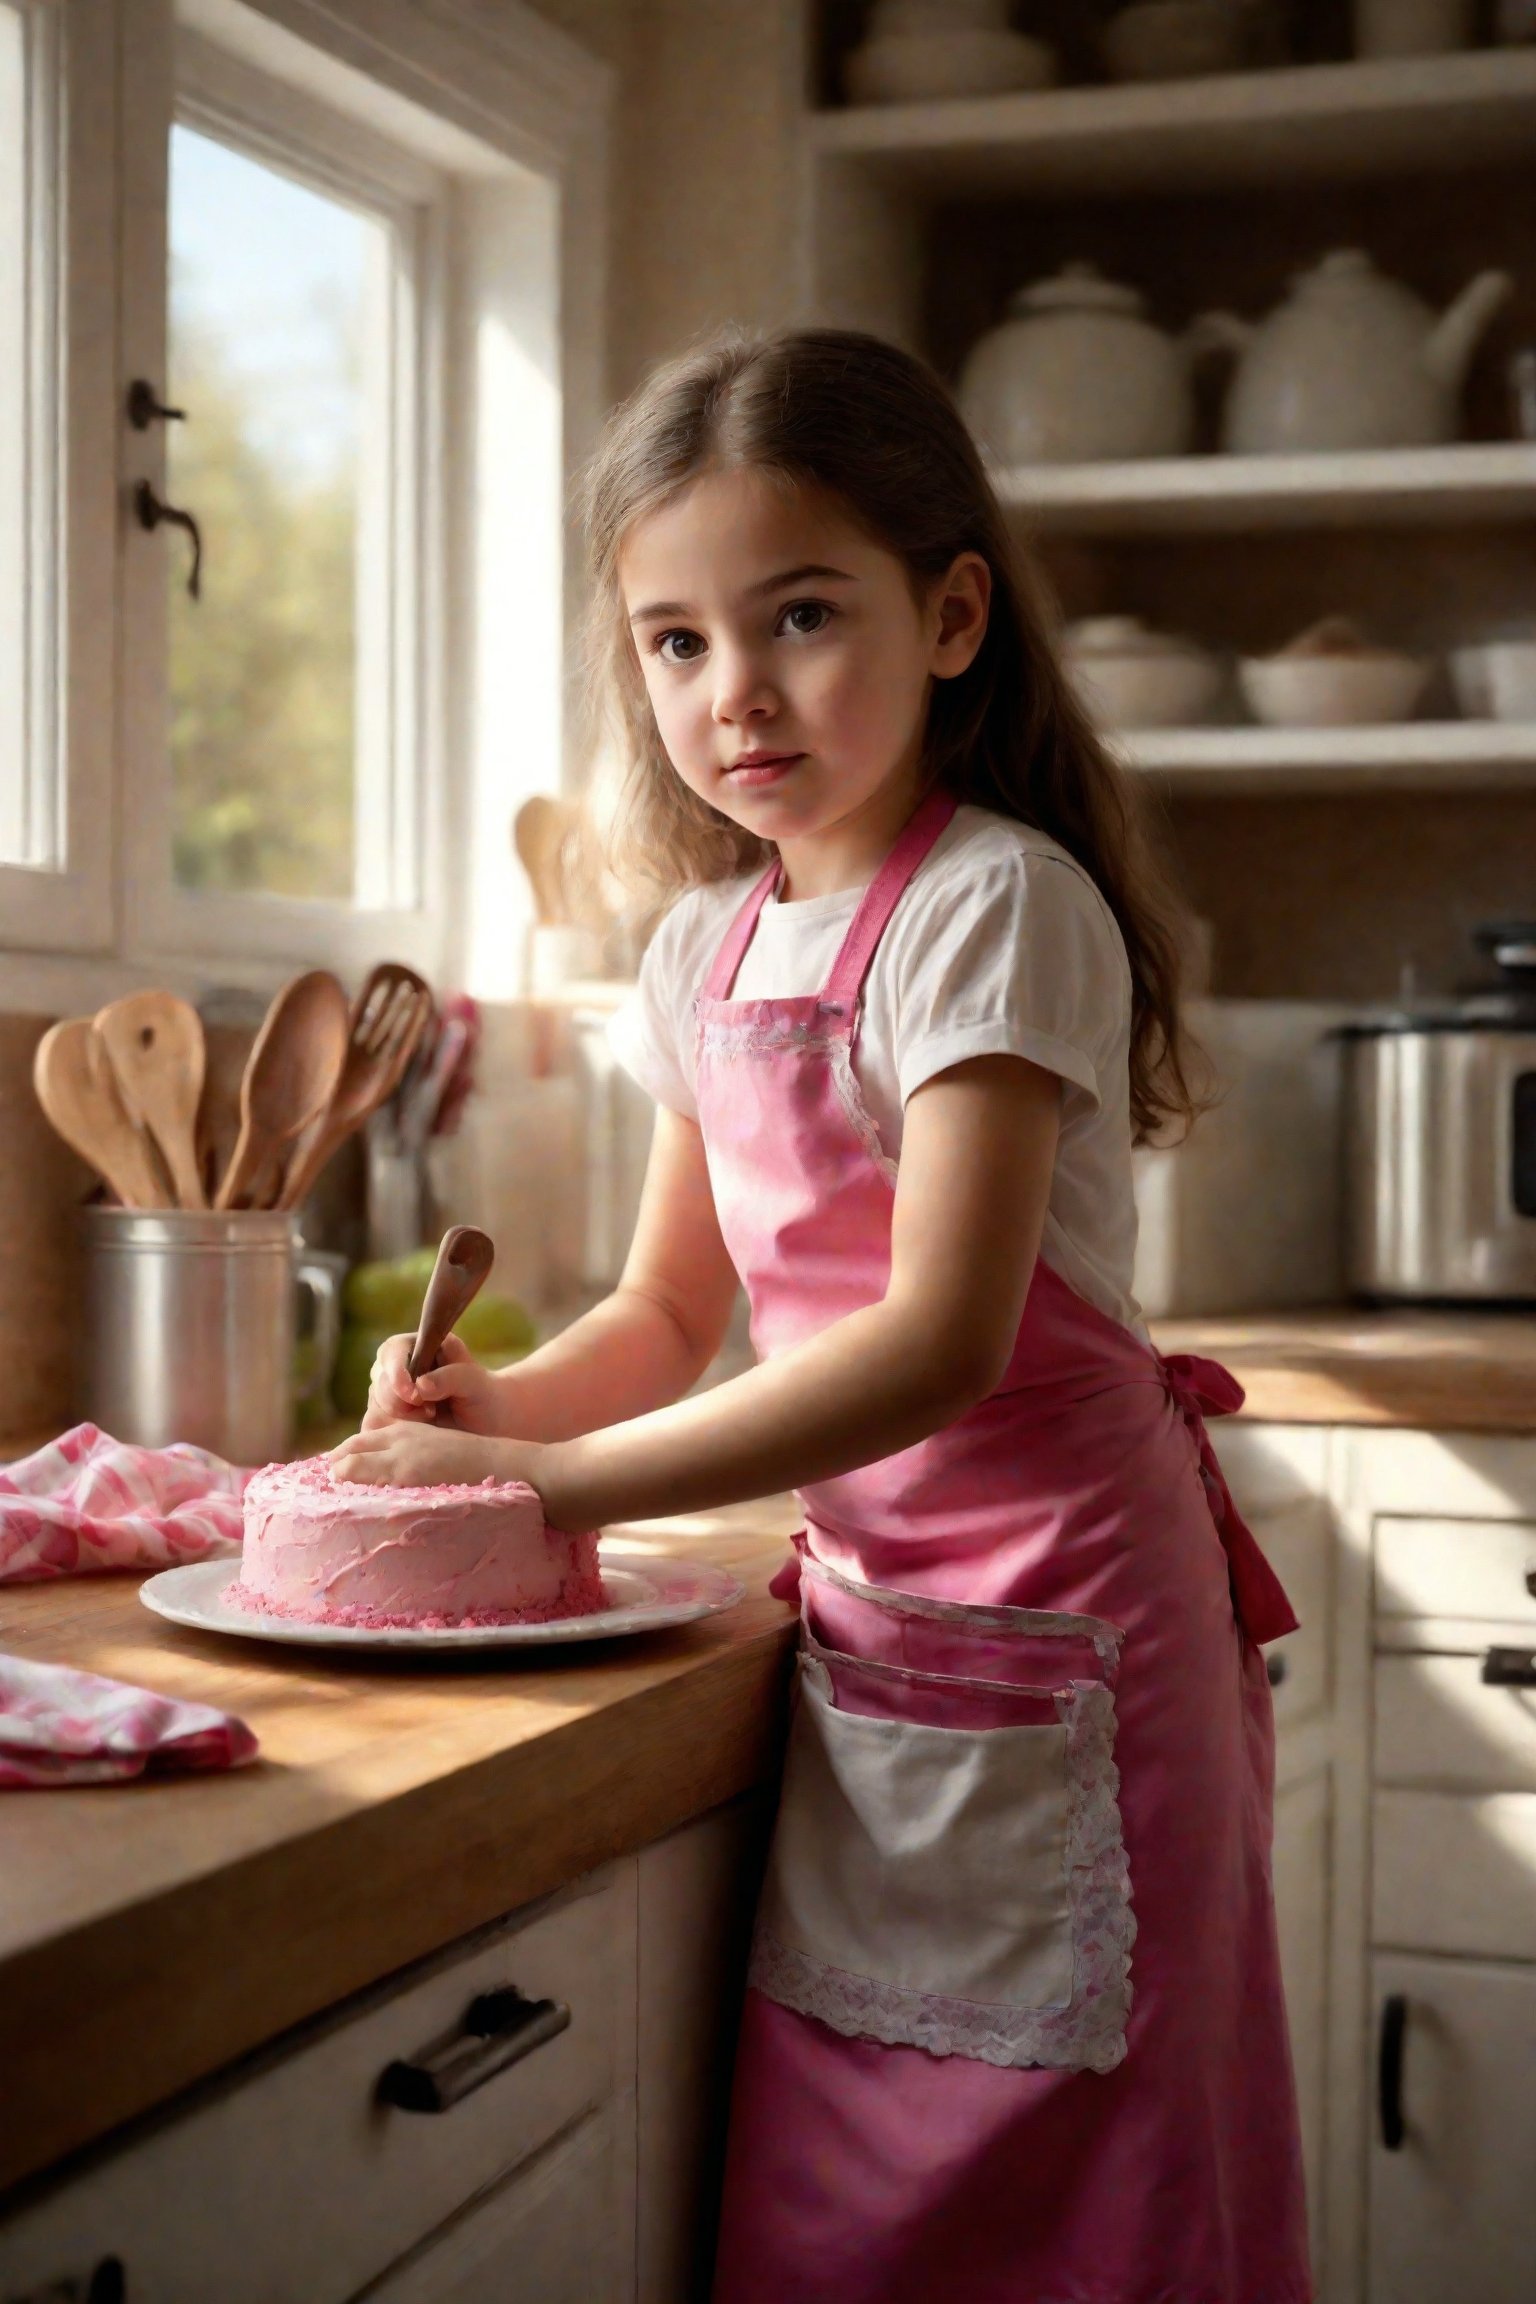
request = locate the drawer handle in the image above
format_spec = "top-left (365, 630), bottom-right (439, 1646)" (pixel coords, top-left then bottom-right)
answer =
top-left (1266, 1651), bottom-right (1288, 1688)
top-left (378, 1987), bottom-right (570, 2114)
top-left (1378, 1993), bottom-right (1408, 2152)
top-left (1481, 1647), bottom-right (1536, 1688)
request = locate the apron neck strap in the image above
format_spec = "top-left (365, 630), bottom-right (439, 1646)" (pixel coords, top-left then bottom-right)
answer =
top-left (822, 787), bottom-right (958, 1007)
top-left (700, 857), bottom-right (781, 1001)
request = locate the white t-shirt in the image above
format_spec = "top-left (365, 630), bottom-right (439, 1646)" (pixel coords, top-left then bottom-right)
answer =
top-left (608, 803), bottom-right (1144, 1331)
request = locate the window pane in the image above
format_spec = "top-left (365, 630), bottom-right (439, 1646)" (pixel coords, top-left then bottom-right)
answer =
top-left (167, 125), bottom-right (388, 901)
top-left (0, 0), bottom-right (60, 872)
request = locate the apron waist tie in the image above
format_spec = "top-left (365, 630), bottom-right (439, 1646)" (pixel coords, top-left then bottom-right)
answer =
top-left (1157, 1352), bottom-right (1299, 1647)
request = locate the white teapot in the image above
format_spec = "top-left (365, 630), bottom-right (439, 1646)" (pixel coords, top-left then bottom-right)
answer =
top-left (1195, 248), bottom-right (1511, 454)
top-left (958, 263), bottom-right (1200, 465)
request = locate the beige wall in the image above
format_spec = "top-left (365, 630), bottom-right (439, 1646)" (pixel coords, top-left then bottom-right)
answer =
top-left (530, 0), bottom-right (809, 398)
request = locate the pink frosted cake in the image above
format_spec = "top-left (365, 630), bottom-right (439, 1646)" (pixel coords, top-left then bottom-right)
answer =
top-left (230, 1457), bottom-right (606, 1629)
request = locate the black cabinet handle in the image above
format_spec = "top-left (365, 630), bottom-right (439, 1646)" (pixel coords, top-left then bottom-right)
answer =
top-left (1266, 1650), bottom-right (1288, 1688)
top-left (133, 480), bottom-right (203, 600)
top-left (1481, 1647), bottom-right (1536, 1688)
top-left (378, 1986), bottom-right (570, 2114)
top-left (1378, 1993), bottom-right (1408, 2151)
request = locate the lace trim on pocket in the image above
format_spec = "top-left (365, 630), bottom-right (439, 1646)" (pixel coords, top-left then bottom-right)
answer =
top-left (749, 1680), bottom-right (1135, 2073)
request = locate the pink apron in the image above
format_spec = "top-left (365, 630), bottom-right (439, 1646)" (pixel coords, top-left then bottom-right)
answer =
top-left (700, 791), bottom-right (1311, 2304)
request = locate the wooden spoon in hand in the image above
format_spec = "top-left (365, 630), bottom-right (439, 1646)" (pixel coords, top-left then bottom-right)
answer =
top-left (407, 1225), bottom-right (496, 1419)
top-left (33, 1019), bottom-right (174, 1209)
top-left (94, 990), bottom-right (208, 1209)
top-left (215, 971), bottom-right (350, 1211)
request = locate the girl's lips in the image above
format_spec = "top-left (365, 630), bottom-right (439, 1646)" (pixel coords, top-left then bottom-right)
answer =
top-left (725, 753), bottom-right (804, 788)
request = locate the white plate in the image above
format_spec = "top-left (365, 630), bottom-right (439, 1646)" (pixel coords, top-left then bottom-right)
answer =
top-left (139, 1555), bottom-right (746, 1651)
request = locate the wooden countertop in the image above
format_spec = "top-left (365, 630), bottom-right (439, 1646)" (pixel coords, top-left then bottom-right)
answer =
top-left (0, 1501), bottom-right (800, 2198)
top-left (1151, 1309), bottom-right (1536, 1432)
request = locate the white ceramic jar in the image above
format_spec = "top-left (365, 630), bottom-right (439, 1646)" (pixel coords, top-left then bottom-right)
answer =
top-left (958, 264), bottom-right (1195, 465)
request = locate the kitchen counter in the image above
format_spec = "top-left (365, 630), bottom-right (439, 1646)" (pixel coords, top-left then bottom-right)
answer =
top-left (0, 1500), bottom-right (800, 2197)
top-left (1151, 1308), bottom-right (1536, 1432)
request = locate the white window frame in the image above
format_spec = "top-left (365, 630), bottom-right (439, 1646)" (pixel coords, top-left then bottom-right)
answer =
top-left (0, 0), bottom-right (118, 952)
top-left (121, 25), bottom-right (449, 972)
top-left (0, 0), bottom-right (610, 1011)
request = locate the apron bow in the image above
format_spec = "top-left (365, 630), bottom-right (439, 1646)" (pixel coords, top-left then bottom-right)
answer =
top-left (1155, 1353), bottom-right (1299, 1648)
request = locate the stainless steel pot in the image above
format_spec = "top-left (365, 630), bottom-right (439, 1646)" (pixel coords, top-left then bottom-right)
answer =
top-left (1341, 1019), bottom-right (1536, 1303)
top-left (80, 1208), bottom-right (342, 1462)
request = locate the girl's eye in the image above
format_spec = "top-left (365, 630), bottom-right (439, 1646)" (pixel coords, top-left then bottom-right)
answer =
top-left (655, 629), bottom-right (706, 664)
top-left (779, 599), bottom-right (832, 637)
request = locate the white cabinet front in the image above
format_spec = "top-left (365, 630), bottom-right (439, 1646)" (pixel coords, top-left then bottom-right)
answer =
top-left (1368, 1953), bottom-right (1536, 2304)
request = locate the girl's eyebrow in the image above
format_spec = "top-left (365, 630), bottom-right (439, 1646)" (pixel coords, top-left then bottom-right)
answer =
top-left (627, 564), bottom-right (858, 624)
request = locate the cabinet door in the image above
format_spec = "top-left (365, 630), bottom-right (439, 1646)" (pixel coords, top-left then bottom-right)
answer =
top-left (1272, 1766), bottom-right (1330, 2281)
top-left (1368, 1954), bottom-right (1536, 2304)
top-left (358, 2104), bottom-right (632, 2304)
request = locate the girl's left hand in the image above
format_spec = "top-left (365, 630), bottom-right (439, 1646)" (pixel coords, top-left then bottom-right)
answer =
top-left (329, 1424), bottom-right (547, 1494)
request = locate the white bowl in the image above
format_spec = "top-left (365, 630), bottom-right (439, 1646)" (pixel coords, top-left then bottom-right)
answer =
top-left (1068, 646), bottom-right (1224, 731)
top-left (1103, 0), bottom-right (1245, 80)
top-left (1449, 643), bottom-right (1495, 718)
top-left (1484, 640), bottom-right (1536, 722)
top-left (845, 28), bottom-right (1058, 104)
top-left (1238, 651), bottom-right (1430, 727)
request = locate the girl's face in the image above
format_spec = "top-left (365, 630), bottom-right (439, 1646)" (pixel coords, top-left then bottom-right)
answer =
top-left (619, 467), bottom-right (989, 854)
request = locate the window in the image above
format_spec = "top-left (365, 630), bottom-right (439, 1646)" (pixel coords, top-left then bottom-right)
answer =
top-left (0, 0), bottom-right (606, 1000)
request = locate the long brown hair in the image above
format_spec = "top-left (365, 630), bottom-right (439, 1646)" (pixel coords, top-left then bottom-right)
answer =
top-left (581, 327), bottom-right (1204, 1143)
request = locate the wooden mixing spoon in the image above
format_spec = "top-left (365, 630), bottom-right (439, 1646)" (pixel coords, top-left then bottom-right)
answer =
top-left (33, 1019), bottom-right (174, 1209)
top-left (94, 990), bottom-right (208, 1209)
top-left (215, 971), bottom-right (349, 1211)
top-left (407, 1226), bottom-right (496, 1416)
top-left (276, 962), bottom-right (433, 1212)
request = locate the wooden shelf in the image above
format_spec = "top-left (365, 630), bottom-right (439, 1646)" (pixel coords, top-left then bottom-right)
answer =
top-left (809, 49), bottom-right (1536, 200)
top-left (1114, 721), bottom-right (1536, 795)
top-left (996, 444), bottom-right (1536, 533)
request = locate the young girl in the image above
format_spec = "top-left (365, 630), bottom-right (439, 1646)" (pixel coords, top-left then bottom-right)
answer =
top-left (335, 329), bottom-right (1310, 2304)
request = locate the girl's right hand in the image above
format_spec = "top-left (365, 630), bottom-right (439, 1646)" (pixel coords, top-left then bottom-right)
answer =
top-left (362, 1332), bottom-right (504, 1435)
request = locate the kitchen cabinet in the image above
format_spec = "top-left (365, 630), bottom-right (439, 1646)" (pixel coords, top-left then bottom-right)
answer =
top-left (1366, 1953), bottom-right (1536, 2304)
top-left (1216, 1419), bottom-right (1536, 2302)
top-left (0, 1802), bottom-right (764, 2304)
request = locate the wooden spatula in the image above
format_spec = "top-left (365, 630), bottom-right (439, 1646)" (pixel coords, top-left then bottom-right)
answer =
top-left (94, 990), bottom-right (208, 1209)
top-left (33, 1019), bottom-right (174, 1209)
top-left (214, 971), bottom-right (350, 1211)
top-left (276, 962), bottom-right (433, 1211)
top-left (407, 1226), bottom-right (496, 1407)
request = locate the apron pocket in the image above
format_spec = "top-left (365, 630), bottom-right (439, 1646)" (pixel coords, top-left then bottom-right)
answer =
top-left (752, 1654), bottom-right (1135, 2074)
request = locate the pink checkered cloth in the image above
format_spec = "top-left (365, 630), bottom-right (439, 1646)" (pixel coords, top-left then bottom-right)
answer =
top-left (0, 1423), bottom-right (249, 1584)
top-left (0, 1653), bottom-right (258, 1786)
top-left (1, 1424), bottom-right (258, 1786)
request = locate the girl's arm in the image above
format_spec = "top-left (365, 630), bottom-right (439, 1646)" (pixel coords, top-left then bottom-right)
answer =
top-left (364, 1107), bottom-right (742, 1439)
top-left (339, 1055), bottom-right (1060, 1523)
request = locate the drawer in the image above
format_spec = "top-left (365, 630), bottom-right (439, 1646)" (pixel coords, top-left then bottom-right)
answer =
top-left (1372, 1788), bottom-right (1536, 1962)
top-left (0, 1866), bottom-right (636, 2304)
top-left (360, 2101), bottom-right (634, 2304)
top-left (1374, 1516), bottom-right (1536, 1649)
top-left (1375, 1653), bottom-right (1536, 1794)
top-left (1253, 1499), bottom-right (1333, 1727)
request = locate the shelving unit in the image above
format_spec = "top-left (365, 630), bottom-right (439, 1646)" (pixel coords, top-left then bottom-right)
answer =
top-left (1117, 721), bottom-right (1536, 795)
top-left (999, 444), bottom-right (1536, 535)
top-left (809, 48), bottom-right (1536, 199)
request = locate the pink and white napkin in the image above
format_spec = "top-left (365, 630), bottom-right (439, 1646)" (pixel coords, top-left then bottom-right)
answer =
top-left (0, 1652), bottom-right (258, 1786)
top-left (0, 1423), bottom-right (249, 1585)
top-left (1, 1425), bottom-right (258, 1785)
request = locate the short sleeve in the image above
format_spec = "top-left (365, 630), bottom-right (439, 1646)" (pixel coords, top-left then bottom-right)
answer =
top-left (884, 848), bottom-right (1129, 1113)
top-left (607, 913), bottom-right (698, 1116)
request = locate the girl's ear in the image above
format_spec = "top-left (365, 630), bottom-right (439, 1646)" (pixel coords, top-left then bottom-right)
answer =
top-left (931, 552), bottom-right (991, 681)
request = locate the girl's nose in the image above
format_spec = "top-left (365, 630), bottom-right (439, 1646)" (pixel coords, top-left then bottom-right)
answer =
top-left (710, 645), bottom-right (777, 726)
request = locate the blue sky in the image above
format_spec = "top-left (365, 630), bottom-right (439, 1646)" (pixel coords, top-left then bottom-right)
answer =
top-left (170, 124), bottom-right (379, 478)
